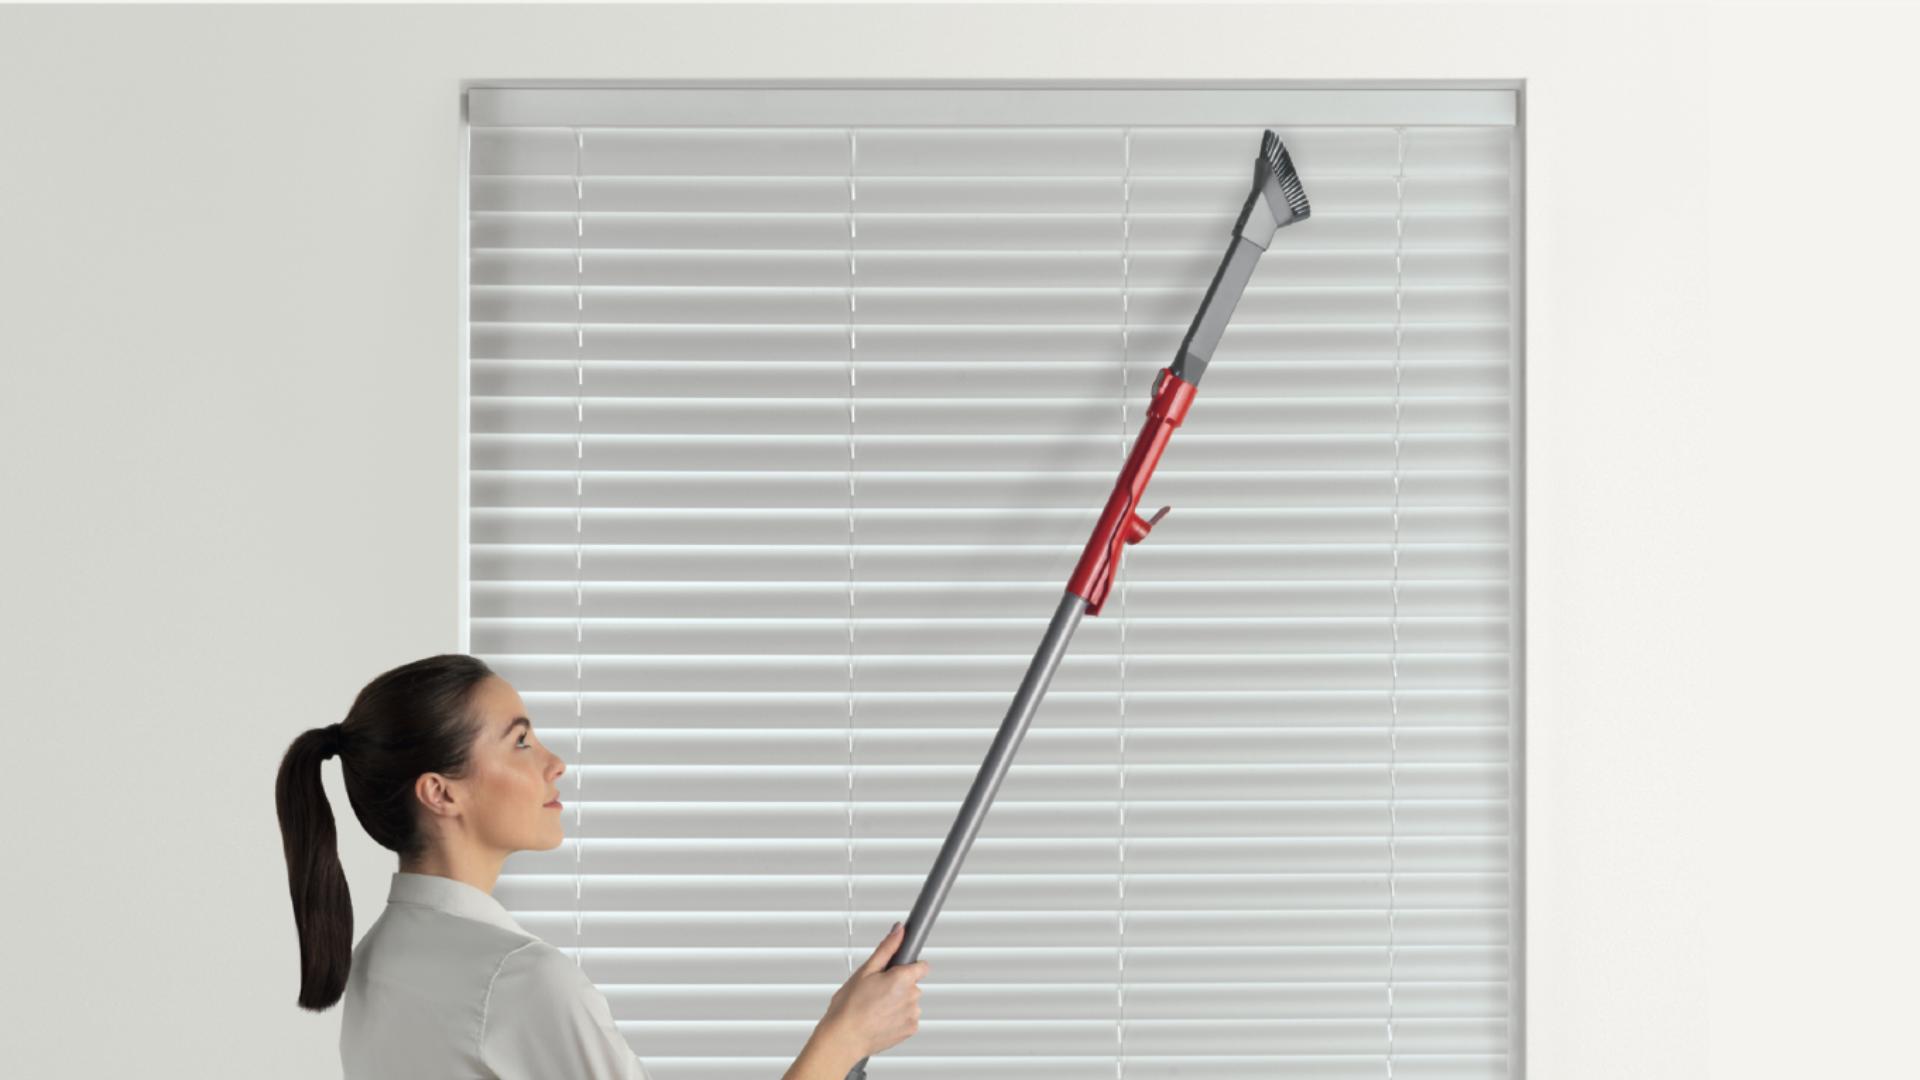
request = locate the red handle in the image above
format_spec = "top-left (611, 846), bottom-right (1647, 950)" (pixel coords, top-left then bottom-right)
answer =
top-left (1065, 367), bottom-right (1197, 616)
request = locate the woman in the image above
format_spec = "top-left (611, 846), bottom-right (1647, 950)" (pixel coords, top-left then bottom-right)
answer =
top-left (276, 653), bottom-right (928, 1079)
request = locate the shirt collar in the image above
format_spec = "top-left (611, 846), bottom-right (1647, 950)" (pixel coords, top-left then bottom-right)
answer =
top-left (386, 871), bottom-right (532, 937)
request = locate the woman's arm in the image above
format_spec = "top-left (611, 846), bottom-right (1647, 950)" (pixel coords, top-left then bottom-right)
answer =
top-left (783, 1019), bottom-right (862, 1080)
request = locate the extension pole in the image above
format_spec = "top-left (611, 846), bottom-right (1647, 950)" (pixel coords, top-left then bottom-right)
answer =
top-left (842, 130), bottom-right (1310, 1080)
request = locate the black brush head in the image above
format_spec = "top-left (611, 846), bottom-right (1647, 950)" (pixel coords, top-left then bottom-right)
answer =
top-left (1260, 130), bottom-right (1312, 221)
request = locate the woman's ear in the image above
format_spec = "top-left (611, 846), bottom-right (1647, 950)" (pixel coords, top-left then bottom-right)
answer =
top-left (414, 772), bottom-right (460, 821)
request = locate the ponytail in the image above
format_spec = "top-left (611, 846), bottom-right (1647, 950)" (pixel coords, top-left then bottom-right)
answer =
top-left (276, 653), bottom-right (496, 1012)
top-left (275, 723), bottom-right (354, 1011)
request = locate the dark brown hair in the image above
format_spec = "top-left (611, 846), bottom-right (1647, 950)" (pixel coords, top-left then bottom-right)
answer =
top-left (273, 653), bottom-right (496, 1011)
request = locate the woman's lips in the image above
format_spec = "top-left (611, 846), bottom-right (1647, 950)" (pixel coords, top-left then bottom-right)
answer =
top-left (544, 799), bottom-right (562, 809)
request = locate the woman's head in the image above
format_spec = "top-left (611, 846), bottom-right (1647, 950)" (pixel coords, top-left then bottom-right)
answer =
top-left (411, 672), bottom-right (569, 858)
top-left (273, 654), bottom-right (567, 1011)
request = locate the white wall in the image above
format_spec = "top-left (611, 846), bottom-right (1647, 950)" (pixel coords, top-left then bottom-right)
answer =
top-left (0, 3), bottom-right (1910, 1077)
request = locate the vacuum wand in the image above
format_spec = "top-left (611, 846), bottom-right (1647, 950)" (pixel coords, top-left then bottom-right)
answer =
top-left (842, 130), bottom-right (1310, 1080)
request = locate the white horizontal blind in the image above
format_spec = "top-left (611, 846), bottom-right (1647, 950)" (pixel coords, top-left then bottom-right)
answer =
top-left (466, 85), bottom-right (1519, 1080)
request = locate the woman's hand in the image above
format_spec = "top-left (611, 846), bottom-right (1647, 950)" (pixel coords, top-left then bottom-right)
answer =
top-left (816, 922), bottom-right (931, 1060)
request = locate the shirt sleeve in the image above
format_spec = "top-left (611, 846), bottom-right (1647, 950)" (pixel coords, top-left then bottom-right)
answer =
top-left (480, 941), bottom-right (651, 1080)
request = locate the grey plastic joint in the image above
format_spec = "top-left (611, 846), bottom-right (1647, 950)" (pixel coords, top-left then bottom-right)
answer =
top-left (1236, 173), bottom-right (1289, 251)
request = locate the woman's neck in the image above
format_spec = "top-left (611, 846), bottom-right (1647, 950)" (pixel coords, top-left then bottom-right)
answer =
top-left (399, 844), bottom-right (506, 896)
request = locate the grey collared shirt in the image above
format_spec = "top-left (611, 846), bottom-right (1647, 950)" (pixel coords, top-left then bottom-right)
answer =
top-left (340, 871), bottom-right (651, 1079)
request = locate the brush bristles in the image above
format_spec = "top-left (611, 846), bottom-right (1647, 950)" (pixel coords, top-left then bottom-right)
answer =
top-left (1260, 130), bottom-right (1312, 221)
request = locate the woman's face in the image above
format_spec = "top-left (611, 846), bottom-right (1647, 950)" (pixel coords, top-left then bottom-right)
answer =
top-left (445, 676), bottom-right (569, 855)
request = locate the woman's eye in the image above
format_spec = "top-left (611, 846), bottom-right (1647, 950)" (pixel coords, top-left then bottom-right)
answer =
top-left (517, 734), bottom-right (530, 748)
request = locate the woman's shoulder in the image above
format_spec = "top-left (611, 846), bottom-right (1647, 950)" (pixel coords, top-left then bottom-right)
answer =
top-left (478, 940), bottom-right (648, 1077)
top-left (486, 938), bottom-right (602, 1004)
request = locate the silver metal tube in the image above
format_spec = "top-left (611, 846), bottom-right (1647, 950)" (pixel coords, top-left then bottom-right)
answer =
top-left (843, 589), bottom-right (1088, 1080)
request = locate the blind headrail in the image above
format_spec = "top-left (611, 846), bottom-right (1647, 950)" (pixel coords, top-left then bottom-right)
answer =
top-left (467, 86), bottom-right (1517, 128)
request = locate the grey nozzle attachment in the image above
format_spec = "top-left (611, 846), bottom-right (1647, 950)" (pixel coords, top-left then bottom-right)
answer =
top-left (1169, 130), bottom-right (1313, 387)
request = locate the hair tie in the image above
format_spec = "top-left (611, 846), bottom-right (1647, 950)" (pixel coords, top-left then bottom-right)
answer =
top-left (321, 722), bottom-right (347, 758)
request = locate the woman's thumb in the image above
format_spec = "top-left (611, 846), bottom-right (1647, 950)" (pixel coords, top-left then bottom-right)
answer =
top-left (862, 922), bottom-right (903, 972)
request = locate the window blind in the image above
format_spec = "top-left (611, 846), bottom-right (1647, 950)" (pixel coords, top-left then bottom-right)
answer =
top-left (464, 84), bottom-right (1521, 1080)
